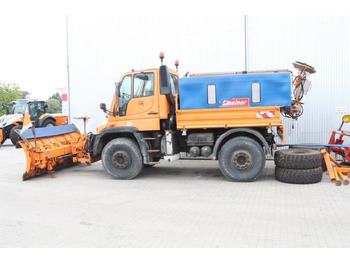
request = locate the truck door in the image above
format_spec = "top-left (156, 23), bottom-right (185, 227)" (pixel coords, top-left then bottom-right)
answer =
top-left (118, 75), bottom-right (132, 117)
top-left (116, 71), bottom-right (160, 131)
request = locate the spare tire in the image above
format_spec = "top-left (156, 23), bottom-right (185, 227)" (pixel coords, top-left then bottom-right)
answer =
top-left (289, 145), bottom-right (328, 172)
top-left (274, 149), bottom-right (322, 169)
top-left (275, 166), bottom-right (323, 184)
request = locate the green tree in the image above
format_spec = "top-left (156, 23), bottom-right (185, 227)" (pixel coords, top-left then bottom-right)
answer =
top-left (0, 83), bottom-right (29, 115)
top-left (46, 99), bottom-right (61, 113)
top-left (20, 90), bottom-right (31, 99)
top-left (49, 92), bottom-right (62, 107)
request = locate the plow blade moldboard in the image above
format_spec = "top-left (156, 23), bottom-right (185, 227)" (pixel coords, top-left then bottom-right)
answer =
top-left (0, 128), bottom-right (3, 145)
top-left (18, 124), bottom-right (96, 180)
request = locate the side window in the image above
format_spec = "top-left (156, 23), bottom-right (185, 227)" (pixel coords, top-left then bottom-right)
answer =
top-left (252, 82), bottom-right (261, 103)
top-left (118, 75), bottom-right (132, 116)
top-left (133, 73), bottom-right (154, 98)
top-left (170, 74), bottom-right (179, 94)
top-left (37, 103), bottom-right (45, 114)
top-left (207, 84), bottom-right (216, 104)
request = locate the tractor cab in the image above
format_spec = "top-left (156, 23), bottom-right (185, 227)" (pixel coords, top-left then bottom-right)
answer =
top-left (27, 101), bottom-right (47, 124)
top-left (8, 100), bottom-right (48, 124)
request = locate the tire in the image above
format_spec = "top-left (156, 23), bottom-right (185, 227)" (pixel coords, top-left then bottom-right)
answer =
top-left (101, 138), bottom-right (143, 179)
top-left (274, 149), bottom-right (322, 169)
top-left (218, 136), bottom-right (265, 182)
top-left (289, 146), bottom-right (328, 172)
top-left (10, 125), bottom-right (22, 145)
top-left (42, 119), bottom-right (56, 127)
top-left (275, 166), bottom-right (323, 184)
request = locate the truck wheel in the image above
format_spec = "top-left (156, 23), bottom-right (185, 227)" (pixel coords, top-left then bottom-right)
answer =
top-left (275, 166), bottom-right (323, 184)
top-left (102, 138), bottom-right (143, 179)
top-left (289, 146), bottom-right (328, 172)
top-left (42, 119), bottom-right (56, 127)
top-left (218, 136), bottom-right (265, 182)
top-left (10, 125), bottom-right (22, 145)
top-left (275, 149), bottom-right (322, 169)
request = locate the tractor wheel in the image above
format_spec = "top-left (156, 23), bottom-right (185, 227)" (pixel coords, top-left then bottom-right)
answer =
top-left (218, 136), bottom-right (265, 182)
top-left (274, 149), bottom-right (323, 169)
top-left (275, 166), bottom-right (323, 184)
top-left (42, 119), bottom-right (56, 127)
top-left (102, 138), bottom-right (143, 180)
top-left (10, 125), bottom-right (22, 145)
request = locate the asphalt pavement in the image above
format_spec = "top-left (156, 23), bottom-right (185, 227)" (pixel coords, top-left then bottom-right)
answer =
top-left (1, 140), bottom-right (350, 248)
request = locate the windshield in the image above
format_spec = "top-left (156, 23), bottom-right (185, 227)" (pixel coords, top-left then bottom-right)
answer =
top-left (12, 102), bottom-right (27, 114)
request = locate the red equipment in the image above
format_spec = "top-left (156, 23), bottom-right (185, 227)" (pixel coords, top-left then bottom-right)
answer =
top-left (328, 114), bottom-right (350, 163)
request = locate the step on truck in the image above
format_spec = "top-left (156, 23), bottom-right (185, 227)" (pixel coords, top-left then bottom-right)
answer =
top-left (17, 53), bottom-right (316, 181)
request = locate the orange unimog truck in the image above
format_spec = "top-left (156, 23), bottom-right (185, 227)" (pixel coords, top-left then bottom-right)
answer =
top-left (0, 99), bottom-right (68, 145)
top-left (17, 54), bottom-right (316, 181)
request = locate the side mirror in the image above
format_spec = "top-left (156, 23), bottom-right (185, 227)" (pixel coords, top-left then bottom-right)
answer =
top-left (115, 82), bottom-right (120, 97)
top-left (99, 102), bottom-right (118, 116)
top-left (159, 65), bottom-right (171, 95)
top-left (44, 104), bottom-right (49, 109)
top-left (99, 103), bottom-right (107, 112)
top-left (1, 102), bottom-right (4, 109)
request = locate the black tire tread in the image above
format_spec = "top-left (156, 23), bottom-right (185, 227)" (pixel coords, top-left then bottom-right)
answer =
top-left (274, 149), bottom-right (322, 169)
top-left (275, 166), bottom-right (323, 184)
top-left (289, 146), bottom-right (328, 172)
top-left (10, 125), bottom-right (22, 145)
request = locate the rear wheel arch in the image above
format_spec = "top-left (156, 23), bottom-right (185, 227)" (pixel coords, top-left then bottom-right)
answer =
top-left (213, 128), bottom-right (270, 159)
top-left (38, 115), bottom-right (56, 127)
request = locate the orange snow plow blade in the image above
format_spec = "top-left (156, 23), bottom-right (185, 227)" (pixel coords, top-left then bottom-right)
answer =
top-left (17, 125), bottom-right (99, 180)
top-left (0, 128), bottom-right (3, 145)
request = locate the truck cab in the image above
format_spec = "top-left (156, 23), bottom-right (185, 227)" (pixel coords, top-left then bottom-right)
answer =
top-left (99, 67), bottom-right (179, 132)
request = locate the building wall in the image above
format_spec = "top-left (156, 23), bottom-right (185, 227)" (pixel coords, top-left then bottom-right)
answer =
top-left (68, 14), bottom-right (246, 132)
top-left (68, 15), bottom-right (350, 145)
top-left (246, 16), bottom-right (350, 145)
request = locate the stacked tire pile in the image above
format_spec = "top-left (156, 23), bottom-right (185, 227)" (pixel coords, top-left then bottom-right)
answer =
top-left (274, 148), bottom-right (324, 184)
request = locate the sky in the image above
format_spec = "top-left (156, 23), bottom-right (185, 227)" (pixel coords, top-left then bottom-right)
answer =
top-left (0, 0), bottom-right (345, 101)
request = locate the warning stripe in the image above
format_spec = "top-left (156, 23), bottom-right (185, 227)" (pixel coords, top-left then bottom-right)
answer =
top-left (257, 111), bottom-right (276, 119)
